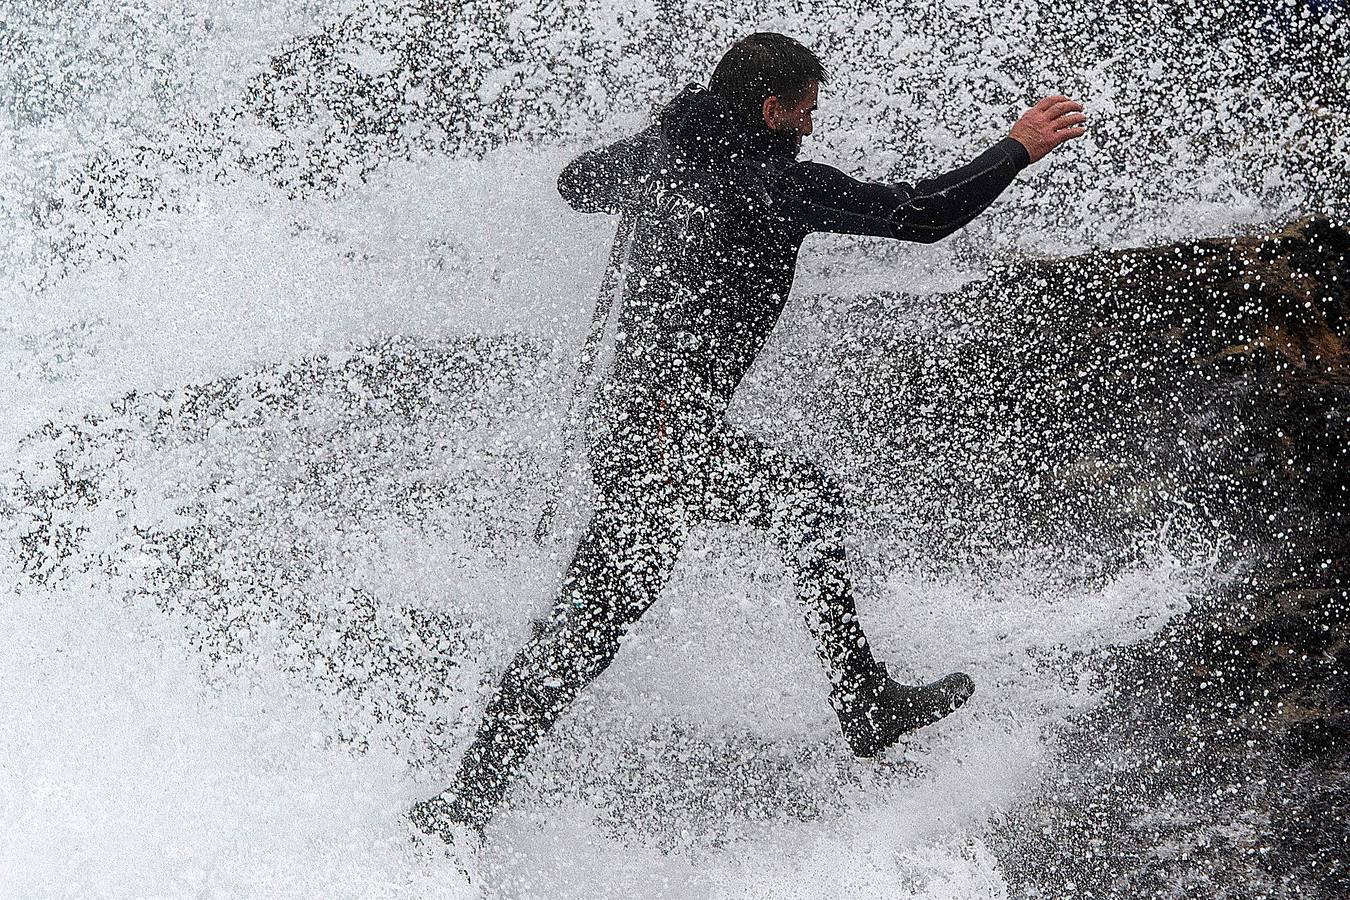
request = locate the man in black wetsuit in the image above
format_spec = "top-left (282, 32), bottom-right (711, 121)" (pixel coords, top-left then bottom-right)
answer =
top-left (412, 32), bottom-right (1085, 841)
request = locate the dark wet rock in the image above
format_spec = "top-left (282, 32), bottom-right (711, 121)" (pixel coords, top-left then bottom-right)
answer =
top-left (976, 217), bottom-right (1350, 898)
top-left (761, 216), bottom-right (1349, 568)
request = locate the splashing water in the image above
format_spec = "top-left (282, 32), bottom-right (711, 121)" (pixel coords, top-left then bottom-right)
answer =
top-left (2, 1), bottom-right (1345, 897)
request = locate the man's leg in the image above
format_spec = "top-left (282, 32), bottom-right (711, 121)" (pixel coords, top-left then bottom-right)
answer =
top-left (412, 493), bottom-right (687, 838)
top-left (699, 425), bottom-right (974, 757)
top-left (698, 429), bottom-right (878, 689)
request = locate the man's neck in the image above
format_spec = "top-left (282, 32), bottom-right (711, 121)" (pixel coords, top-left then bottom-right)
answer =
top-left (747, 126), bottom-right (801, 160)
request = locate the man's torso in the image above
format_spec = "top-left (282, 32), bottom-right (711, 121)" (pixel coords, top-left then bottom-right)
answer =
top-left (602, 131), bottom-right (806, 422)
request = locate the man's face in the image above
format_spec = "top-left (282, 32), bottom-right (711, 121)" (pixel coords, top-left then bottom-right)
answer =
top-left (763, 80), bottom-right (818, 148)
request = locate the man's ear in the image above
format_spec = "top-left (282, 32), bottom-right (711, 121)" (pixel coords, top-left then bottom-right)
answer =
top-left (761, 95), bottom-right (781, 131)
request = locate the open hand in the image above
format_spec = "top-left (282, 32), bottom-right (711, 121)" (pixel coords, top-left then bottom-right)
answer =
top-left (1009, 95), bottom-right (1086, 164)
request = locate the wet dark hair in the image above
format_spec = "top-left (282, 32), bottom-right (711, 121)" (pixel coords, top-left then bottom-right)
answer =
top-left (708, 33), bottom-right (828, 131)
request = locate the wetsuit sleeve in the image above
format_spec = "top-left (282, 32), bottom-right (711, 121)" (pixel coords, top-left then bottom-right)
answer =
top-left (557, 127), bottom-right (659, 214)
top-left (778, 137), bottom-right (1031, 243)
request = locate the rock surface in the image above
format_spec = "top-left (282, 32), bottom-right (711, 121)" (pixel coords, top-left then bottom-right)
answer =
top-left (974, 217), bottom-right (1350, 897)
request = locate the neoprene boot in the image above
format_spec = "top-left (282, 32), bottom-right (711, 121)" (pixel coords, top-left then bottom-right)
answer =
top-left (410, 657), bottom-right (572, 843)
top-left (409, 790), bottom-right (485, 846)
top-left (408, 719), bottom-right (514, 844)
top-left (832, 662), bottom-right (975, 758)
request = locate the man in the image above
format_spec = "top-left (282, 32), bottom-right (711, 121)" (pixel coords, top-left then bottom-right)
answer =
top-left (412, 32), bottom-right (1085, 842)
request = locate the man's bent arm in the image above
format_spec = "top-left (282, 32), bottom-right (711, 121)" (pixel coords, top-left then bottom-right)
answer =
top-left (557, 128), bottom-right (659, 214)
top-left (777, 136), bottom-right (1031, 243)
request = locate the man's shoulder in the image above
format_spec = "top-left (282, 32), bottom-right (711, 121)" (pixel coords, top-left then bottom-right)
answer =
top-left (734, 156), bottom-right (863, 210)
top-left (768, 157), bottom-right (857, 188)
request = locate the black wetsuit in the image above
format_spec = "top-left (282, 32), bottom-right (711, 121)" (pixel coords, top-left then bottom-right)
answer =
top-left (431, 84), bottom-right (1030, 830)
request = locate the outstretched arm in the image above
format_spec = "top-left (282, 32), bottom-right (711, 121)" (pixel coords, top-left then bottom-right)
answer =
top-left (779, 95), bottom-right (1086, 243)
top-left (557, 127), bottom-right (660, 214)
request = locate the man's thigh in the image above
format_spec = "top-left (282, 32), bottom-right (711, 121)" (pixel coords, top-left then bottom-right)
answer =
top-left (525, 460), bottom-right (691, 687)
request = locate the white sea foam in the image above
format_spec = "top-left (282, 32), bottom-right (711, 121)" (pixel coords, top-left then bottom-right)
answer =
top-left (2, 0), bottom-right (1338, 895)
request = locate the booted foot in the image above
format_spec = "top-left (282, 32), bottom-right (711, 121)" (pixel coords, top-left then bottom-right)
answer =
top-left (408, 793), bottom-right (485, 847)
top-left (834, 668), bottom-right (975, 758)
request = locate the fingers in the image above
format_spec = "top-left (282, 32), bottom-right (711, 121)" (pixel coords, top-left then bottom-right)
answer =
top-left (1045, 99), bottom-right (1083, 119)
top-left (1053, 111), bottom-right (1088, 130)
top-left (1011, 96), bottom-right (1087, 160)
top-left (1034, 96), bottom-right (1087, 139)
